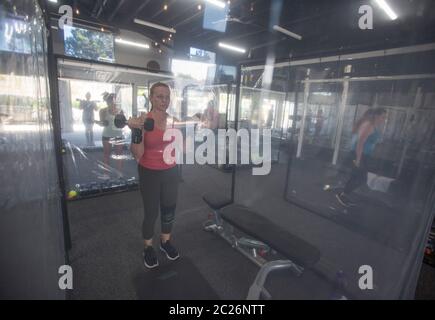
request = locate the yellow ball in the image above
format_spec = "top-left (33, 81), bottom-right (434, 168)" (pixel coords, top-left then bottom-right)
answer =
top-left (68, 190), bottom-right (77, 199)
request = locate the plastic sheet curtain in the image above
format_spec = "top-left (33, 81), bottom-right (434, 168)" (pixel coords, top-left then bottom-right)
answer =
top-left (56, 59), bottom-right (174, 198)
top-left (0, 0), bottom-right (66, 298)
top-left (235, 48), bottom-right (435, 299)
top-left (168, 74), bottom-right (236, 202)
top-left (57, 58), bottom-right (236, 201)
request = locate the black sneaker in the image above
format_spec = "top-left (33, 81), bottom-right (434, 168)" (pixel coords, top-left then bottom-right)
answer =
top-left (160, 240), bottom-right (180, 261)
top-left (143, 246), bottom-right (159, 269)
top-left (336, 193), bottom-right (356, 207)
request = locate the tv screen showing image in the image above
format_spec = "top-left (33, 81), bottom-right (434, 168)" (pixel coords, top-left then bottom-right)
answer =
top-left (0, 17), bottom-right (31, 54)
top-left (64, 25), bottom-right (115, 63)
top-left (190, 47), bottom-right (216, 64)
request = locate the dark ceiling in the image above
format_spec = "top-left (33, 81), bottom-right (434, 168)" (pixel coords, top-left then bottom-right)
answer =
top-left (45, 0), bottom-right (435, 64)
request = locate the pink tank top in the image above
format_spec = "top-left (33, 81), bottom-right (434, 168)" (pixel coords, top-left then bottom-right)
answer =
top-left (139, 114), bottom-right (177, 170)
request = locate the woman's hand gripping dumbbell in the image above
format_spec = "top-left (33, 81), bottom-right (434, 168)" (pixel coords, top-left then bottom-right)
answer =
top-left (114, 114), bottom-right (154, 144)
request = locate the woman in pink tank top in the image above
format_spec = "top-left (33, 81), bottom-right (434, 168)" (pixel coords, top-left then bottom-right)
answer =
top-left (128, 82), bottom-right (180, 269)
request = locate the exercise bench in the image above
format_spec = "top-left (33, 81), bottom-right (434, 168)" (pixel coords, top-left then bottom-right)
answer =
top-left (202, 192), bottom-right (321, 300)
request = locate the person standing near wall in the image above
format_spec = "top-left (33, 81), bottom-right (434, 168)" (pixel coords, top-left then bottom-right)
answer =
top-left (80, 92), bottom-right (97, 146)
top-left (99, 92), bottom-right (124, 172)
top-left (201, 100), bottom-right (219, 131)
top-left (314, 109), bottom-right (324, 139)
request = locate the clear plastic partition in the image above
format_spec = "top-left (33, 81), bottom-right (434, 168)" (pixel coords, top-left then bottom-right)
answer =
top-left (0, 0), bottom-right (65, 298)
top-left (234, 50), bottom-right (435, 299)
top-left (238, 67), bottom-right (290, 164)
top-left (0, 1), bottom-right (59, 209)
top-left (57, 59), bottom-right (174, 198)
top-left (234, 64), bottom-right (295, 219)
top-left (58, 57), bottom-right (238, 202)
top-left (179, 82), bottom-right (236, 200)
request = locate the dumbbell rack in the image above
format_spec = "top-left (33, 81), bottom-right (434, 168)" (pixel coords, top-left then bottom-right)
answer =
top-left (68, 178), bottom-right (139, 201)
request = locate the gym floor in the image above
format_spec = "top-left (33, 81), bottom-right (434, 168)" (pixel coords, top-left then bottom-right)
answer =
top-left (66, 163), bottom-right (435, 299)
top-left (67, 173), bottom-right (257, 299)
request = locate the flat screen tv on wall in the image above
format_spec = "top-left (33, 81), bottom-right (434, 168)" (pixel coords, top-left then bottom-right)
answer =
top-left (64, 25), bottom-right (115, 63)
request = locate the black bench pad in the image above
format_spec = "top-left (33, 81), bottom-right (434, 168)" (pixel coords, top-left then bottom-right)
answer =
top-left (202, 193), bottom-right (232, 210)
top-left (220, 204), bottom-right (321, 268)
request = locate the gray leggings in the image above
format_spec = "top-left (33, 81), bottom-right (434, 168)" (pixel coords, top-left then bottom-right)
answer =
top-left (138, 165), bottom-right (179, 240)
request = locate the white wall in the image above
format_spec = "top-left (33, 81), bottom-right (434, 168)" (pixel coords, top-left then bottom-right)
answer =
top-left (114, 29), bottom-right (172, 71)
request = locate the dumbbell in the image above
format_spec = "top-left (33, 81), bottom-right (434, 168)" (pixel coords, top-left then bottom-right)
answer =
top-left (114, 114), bottom-right (154, 131)
top-left (114, 114), bottom-right (154, 144)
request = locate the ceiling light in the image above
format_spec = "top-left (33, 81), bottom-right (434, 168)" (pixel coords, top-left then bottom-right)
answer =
top-left (101, 27), bottom-right (105, 32)
top-left (163, 39), bottom-right (166, 43)
top-left (48, 0), bottom-right (58, 3)
top-left (76, 9), bottom-right (80, 15)
top-left (163, 4), bottom-right (168, 10)
top-left (206, 0), bottom-right (226, 9)
top-left (115, 38), bottom-right (150, 49)
top-left (218, 42), bottom-right (246, 53)
top-left (198, 4), bottom-right (202, 10)
top-left (134, 18), bottom-right (176, 33)
top-left (375, 0), bottom-right (398, 20)
top-left (273, 25), bottom-right (302, 40)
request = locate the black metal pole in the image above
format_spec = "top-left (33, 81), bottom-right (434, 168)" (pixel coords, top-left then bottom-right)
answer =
top-left (225, 82), bottom-right (231, 130)
top-left (39, 0), bottom-right (72, 302)
top-left (283, 71), bottom-right (300, 201)
top-left (277, 65), bottom-right (292, 163)
top-left (231, 65), bottom-right (242, 203)
top-left (46, 19), bottom-right (72, 252)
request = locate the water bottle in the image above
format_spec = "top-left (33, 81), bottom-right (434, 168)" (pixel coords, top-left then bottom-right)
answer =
top-left (330, 270), bottom-right (348, 300)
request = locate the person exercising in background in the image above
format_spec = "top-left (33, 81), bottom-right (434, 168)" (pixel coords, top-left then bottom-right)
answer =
top-left (336, 107), bottom-right (387, 207)
top-left (314, 109), bottom-right (324, 139)
top-left (201, 100), bottom-right (219, 131)
top-left (99, 92), bottom-right (124, 171)
top-left (80, 92), bottom-right (97, 146)
top-left (128, 82), bottom-right (180, 269)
